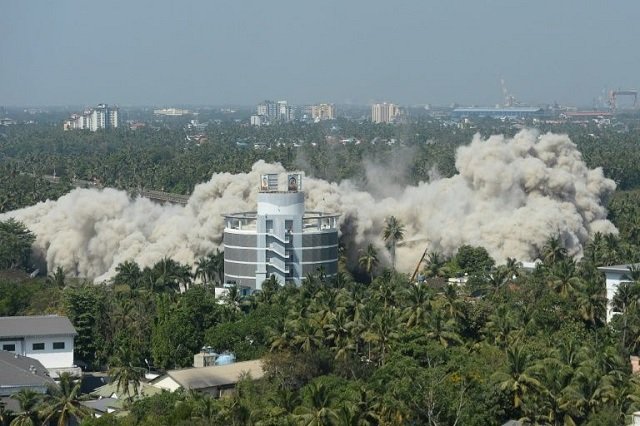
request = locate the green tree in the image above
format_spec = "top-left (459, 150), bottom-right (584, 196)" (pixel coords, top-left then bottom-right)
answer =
top-left (358, 244), bottom-right (379, 282)
top-left (9, 389), bottom-right (41, 426)
top-left (0, 218), bottom-right (35, 270)
top-left (383, 216), bottom-right (405, 270)
top-left (108, 345), bottom-right (145, 401)
top-left (40, 373), bottom-right (91, 425)
top-left (293, 382), bottom-right (340, 426)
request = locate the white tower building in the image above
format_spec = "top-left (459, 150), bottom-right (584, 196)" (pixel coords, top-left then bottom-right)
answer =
top-left (223, 173), bottom-right (339, 290)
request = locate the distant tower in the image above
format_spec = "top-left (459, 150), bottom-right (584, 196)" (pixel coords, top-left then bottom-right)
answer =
top-left (223, 173), bottom-right (339, 290)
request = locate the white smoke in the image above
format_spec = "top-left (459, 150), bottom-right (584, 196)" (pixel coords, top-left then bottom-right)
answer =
top-left (1, 130), bottom-right (617, 281)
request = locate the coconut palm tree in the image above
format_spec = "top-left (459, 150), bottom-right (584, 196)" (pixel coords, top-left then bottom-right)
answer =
top-left (108, 346), bottom-right (145, 402)
top-left (9, 389), bottom-right (41, 426)
top-left (40, 373), bottom-right (91, 426)
top-left (293, 382), bottom-right (339, 426)
top-left (114, 260), bottom-right (142, 289)
top-left (493, 345), bottom-right (543, 411)
top-left (403, 284), bottom-right (431, 328)
top-left (542, 235), bottom-right (567, 266)
top-left (46, 266), bottom-right (66, 289)
top-left (548, 259), bottom-right (583, 299)
top-left (358, 244), bottom-right (379, 283)
top-left (383, 216), bottom-right (405, 270)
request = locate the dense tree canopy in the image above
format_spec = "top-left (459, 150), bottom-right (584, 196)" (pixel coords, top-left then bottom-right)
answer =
top-left (2, 119), bottom-right (640, 424)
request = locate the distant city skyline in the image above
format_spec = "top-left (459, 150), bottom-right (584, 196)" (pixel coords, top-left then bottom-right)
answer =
top-left (2, 1), bottom-right (640, 107)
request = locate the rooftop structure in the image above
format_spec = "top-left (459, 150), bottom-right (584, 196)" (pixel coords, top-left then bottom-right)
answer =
top-left (0, 351), bottom-right (55, 397)
top-left (451, 106), bottom-right (544, 119)
top-left (223, 173), bottom-right (339, 290)
top-left (153, 107), bottom-right (191, 116)
top-left (0, 315), bottom-right (79, 376)
top-left (151, 359), bottom-right (264, 398)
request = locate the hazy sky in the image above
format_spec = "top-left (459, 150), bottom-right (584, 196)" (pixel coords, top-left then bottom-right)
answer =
top-left (2, 1), bottom-right (639, 107)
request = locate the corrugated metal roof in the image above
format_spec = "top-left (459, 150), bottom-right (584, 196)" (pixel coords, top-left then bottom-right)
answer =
top-left (158, 359), bottom-right (264, 390)
top-left (598, 263), bottom-right (640, 272)
top-left (0, 315), bottom-right (77, 338)
top-left (0, 351), bottom-right (55, 396)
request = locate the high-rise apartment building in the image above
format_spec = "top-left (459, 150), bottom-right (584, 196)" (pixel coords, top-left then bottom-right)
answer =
top-left (310, 104), bottom-right (336, 121)
top-left (253, 100), bottom-right (295, 125)
top-left (223, 173), bottom-right (339, 290)
top-left (64, 104), bottom-right (119, 131)
top-left (371, 103), bottom-right (400, 124)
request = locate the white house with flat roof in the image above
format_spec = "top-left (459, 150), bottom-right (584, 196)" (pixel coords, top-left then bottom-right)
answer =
top-left (597, 263), bottom-right (640, 323)
top-left (0, 315), bottom-right (79, 377)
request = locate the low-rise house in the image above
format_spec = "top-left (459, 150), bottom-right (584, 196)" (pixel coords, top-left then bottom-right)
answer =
top-left (0, 315), bottom-right (80, 377)
top-left (151, 359), bottom-right (264, 398)
top-left (0, 351), bottom-right (56, 413)
top-left (82, 381), bottom-right (162, 418)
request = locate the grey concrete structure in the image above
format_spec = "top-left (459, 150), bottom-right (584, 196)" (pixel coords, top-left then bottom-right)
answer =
top-left (223, 174), bottom-right (339, 290)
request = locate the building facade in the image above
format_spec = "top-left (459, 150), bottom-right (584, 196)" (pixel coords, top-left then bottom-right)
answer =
top-left (311, 104), bottom-right (336, 121)
top-left (223, 173), bottom-right (339, 290)
top-left (371, 102), bottom-right (400, 123)
top-left (64, 104), bottom-right (119, 131)
top-left (598, 263), bottom-right (640, 322)
top-left (0, 315), bottom-right (78, 376)
top-left (253, 100), bottom-right (294, 125)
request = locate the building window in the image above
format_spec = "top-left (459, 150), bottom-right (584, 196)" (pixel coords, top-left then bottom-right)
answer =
top-left (53, 342), bottom-right (65, 350)
top-left (2, 344), bottom-right (16, 351)
top-left (32, 343), bottom-right (45, 351)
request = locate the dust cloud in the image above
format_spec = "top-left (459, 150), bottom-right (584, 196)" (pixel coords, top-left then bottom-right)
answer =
top-left (1, 130), bottom-right (617, 281)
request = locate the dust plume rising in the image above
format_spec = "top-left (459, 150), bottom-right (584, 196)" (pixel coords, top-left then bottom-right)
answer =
top-left (1, 130), bottom-right (617, 281)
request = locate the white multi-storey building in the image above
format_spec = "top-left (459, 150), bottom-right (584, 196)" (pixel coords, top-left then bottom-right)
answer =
top-left (311, 104), bottom-right (336, 121)
top-left (64, 104), bottom-right (119, 131)
top-left (371, 102), bottom-right (400, 123)
top-left (223, 173), bottom-right (339, 290)
top-left (0, 315), bottom-right (79, 377)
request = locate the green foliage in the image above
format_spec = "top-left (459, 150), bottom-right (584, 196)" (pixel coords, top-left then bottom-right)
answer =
top-left (0, 218), bottom-right (35, 270)
top-left (454, 245), bottom-right (495, 275)
top-left (64, 285), bottom-right (108, 367)
top-left (4, 122), bottom-right (640, 424)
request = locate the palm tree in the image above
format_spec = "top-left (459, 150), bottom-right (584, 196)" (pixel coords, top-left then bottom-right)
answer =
top-left (195, 249), bottom-right (224, 287)
top-left (542, 234), bottom-right (567, 266)
top-left (362, 310), bottom-right (399, 365)
top-left (358, 244), bottom-right (379, 283)
top-left (293, 382), bottom-right (339, 426)
top-left (40, 373), bottom-right (91, 426)
top-left (548, 259), bottom-right (583, 299)
top-left (9, 389), bottom-right (41, 426)
top-left (493, 345), bottom-right (543, 411)
top-left (46, 266), bottom-right (66, 289)
top-left (504, 257), bottom-right (522, 281)
top-left (108, 346), bottom-right (145, 402)
top-left (426, 310), bottom-right (462, 348)
top-left (114, 260), bottom-right (142, 289)
top-left (403, 284), bottom-right (431, 328)
top-left (383, 216), bottom-right (405, 270)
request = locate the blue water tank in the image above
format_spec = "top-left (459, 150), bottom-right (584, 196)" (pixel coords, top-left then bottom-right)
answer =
top-left (215, 353), bottom-right (236, 365)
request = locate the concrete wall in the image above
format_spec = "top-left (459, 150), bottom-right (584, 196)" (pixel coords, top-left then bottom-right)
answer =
top-left (3, 335), bottom-right (76, 369)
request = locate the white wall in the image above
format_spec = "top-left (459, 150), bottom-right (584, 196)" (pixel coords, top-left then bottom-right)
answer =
top-left (604, 271), bottom-right (630, 323)
top-left (22, 335), bottom-right (75, 369)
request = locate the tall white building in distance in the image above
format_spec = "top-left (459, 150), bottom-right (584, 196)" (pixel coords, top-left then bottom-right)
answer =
top-left (64, 104), bottom-right (119, 131)
top-left (310, 104), bottom-right (336, 121)
top-left (251, 100), bottom-right (295, 125)
top-left (371, 102), bottom-right (400, 123)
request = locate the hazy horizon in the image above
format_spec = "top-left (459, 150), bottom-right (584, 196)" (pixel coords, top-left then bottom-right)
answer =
top-left (2, 1), bottom-right (639, 107)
